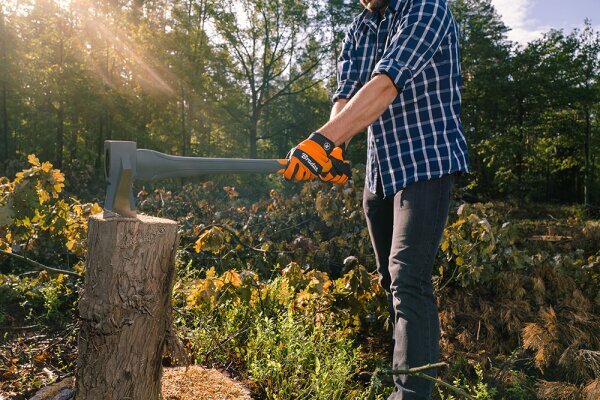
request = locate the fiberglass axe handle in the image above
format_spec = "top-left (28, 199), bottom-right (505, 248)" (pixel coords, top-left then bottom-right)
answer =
top-left (135, 149), bottom-right (288, 181)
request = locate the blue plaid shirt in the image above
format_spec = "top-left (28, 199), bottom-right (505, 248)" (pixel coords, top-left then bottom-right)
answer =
top-left (333, 0), bottom-right (470, 195)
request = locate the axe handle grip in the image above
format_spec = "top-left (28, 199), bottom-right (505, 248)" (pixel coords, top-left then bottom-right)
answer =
top-left (136, 149), bottom-right (288, 181)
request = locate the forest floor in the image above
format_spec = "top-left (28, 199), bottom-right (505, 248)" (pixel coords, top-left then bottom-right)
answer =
top-left (1, 365), bottom-right (250, 400)
top-left (0, 326), bottom-right (252, 400)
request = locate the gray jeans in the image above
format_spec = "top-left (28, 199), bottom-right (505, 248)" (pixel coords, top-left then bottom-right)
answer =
top-left (363, 174), bottom-right (455, 400)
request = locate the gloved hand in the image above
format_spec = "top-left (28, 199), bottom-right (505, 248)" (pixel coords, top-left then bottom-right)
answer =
top-left (320, 146), bottom-right (351, 184)
top-left (283, 132), bottom-right (334, 181)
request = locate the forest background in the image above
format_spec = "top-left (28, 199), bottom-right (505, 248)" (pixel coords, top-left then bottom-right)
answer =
top-left (0, 0), bottom-right (599, 399)
top-left (0, 0), bottom-right (599, 205)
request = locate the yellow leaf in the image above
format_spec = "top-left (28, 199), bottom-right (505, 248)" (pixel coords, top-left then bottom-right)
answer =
top-left (441, 241), bottom-right (449, 252)
top-left (52, 170), bottom-right (65, 183)
top-left (27, 154), bottom-right (40, 166)
top-left (66, 239), bottom-right (76, 250)
top-left (223, 270), bottom-right (242, 287)
top-left (194, 227), bottom-right (225, 253)
top-left (38, 189), bottom-right (50, 204)
top-left (0, 244), bottom-right (11, 253)
top-left (455, 256), bottom-right (464, 266)
top-left (41, 162), bottom-right (53, 172)
top-left (53, 183), bottom-right (64, 193)
top-left (91, 203), bottom-right (103, 214)
top-left (205, 267), bottom-right (216, 279)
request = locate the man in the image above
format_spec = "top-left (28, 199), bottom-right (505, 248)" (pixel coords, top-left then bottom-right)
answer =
top-left (283, 0), bottom-right (469, 398)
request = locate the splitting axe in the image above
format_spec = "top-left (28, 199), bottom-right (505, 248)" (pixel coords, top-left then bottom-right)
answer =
top-left (104, 140), bottom-right (288, 217)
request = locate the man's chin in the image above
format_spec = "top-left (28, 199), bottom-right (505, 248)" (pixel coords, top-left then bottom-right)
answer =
top-left (361, 0), bottom-right (390, 13)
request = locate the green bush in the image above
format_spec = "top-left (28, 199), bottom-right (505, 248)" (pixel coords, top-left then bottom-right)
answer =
top-left (246, 313), bottom-right (358, 400)
top-left (440, 363), bottom-right (498, 400)
top-left (0, 272), bottom-right (77, 328)
top-left (176, 265), bottom-right (388, 399)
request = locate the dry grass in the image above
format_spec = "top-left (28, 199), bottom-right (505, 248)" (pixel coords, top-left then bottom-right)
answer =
top-left (439, 247), bottom-right (599, 397)
top-left (583, 379), bottom-right (600, 400)
top-left (536, 380), bottom-right (583, 399)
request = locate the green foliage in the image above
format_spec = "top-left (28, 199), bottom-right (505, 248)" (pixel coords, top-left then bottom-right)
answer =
top-left (2, 0), bottom-right (599, 205)
top-left (246, 313), bottom-right (357, 400)
top-left (0, 272), bottom-right (77, 328)
top-left (0, 155), bottom-right (101, 270)
top-left (440, 363), bottom-right (498, 400)
top-left (438, 202), bottom-right (528, 287)
top-left (175, 263), bottom-right (386, 399)
top-left (137, 168), bottom-right (371, 277)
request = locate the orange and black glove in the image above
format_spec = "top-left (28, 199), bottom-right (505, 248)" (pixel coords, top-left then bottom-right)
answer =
top-left (283, 132), bottom-right (334, 181)
top-left (320, 146), bottom-right (351, 185)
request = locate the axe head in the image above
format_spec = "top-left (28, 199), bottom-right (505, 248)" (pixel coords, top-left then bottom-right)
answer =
top-left (104, 141), bottom-right (137, 217)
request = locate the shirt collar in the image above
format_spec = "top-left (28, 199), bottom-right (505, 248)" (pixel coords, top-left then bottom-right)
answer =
top-left (388, 0), bottom-right (406, 12)
top-left (361, 0), bottom-right (405, 32)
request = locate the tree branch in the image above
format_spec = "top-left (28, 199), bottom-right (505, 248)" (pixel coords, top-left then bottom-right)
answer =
top-left (0, 249), bottom-right (83, 279)
top-left (374, 362), bottom-right (476, 400)
top-left (262, 57), bottom-right (323, 107)
top-left (196, 224), bottom-right (292, 254)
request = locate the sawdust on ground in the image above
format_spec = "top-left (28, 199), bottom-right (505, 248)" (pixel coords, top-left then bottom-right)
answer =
top-left (162, 366), bottom-right (252, 400)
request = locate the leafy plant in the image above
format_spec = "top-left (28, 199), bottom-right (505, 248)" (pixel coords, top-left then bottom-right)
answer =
top-left (0, 155), bottom-right (101, 270)
top-left (437, 202), bottom-right (528, 287)
top-left (439, 363), bottom-right (498, 400)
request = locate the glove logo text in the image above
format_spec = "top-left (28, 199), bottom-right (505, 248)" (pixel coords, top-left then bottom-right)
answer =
top-left (301, 153), bottom-right (319, 173)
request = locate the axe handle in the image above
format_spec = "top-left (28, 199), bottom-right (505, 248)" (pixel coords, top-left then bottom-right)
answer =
top-left (136, 149), bottom-right (288, 181)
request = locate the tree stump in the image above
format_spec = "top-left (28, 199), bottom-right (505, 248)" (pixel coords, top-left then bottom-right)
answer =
top-left (75, 214), bottom-right (180, 400)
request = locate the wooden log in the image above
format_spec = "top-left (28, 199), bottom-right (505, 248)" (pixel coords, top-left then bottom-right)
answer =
top-left (75, 214), bottom-right (180, 400)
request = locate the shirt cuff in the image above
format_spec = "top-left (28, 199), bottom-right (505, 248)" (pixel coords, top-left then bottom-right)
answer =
top-left (332, 81), bottom-right (361, 103)
top-left (372, 59), bottom-right (413, 93)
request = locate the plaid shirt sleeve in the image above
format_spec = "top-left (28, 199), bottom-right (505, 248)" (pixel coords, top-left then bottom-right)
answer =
top-left (332, 21), bottom-right (362, 102)
top-left (372, 0), bottom-right (452, 92)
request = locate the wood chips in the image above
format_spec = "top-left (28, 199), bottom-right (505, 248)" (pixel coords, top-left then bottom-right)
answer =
top-left (162, 366), bottom-right (252, 400)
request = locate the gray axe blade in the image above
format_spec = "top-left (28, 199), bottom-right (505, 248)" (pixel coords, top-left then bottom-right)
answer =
top-left (104, 140), bottom-right (287, 217)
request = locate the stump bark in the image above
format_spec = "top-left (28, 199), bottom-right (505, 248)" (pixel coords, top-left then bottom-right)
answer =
top-left (75, 214), bottom-right (180, 400)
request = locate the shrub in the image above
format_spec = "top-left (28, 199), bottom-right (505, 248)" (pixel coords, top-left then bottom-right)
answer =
top-left (0, 155), bottom-right (101, 271)
top-left (246, 312), bottom-right (358, 400)
top-left (177, 264), bottom-right (387, 399)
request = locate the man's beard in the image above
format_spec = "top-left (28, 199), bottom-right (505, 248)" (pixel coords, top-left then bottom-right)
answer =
top-left (360, 0), bottom-right (390, 13)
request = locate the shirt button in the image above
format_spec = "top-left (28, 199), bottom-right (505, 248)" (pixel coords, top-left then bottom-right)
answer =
top-left (376, 139), bottom-right (381, 143)
top-left (378, 48), bottom-right (383, 53)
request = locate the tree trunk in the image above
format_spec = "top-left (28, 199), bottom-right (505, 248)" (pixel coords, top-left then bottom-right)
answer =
top-left (56, 105), bottom-right (64, 168)
top-left (1, 80), bottom-right (7, 161)
top-left (95, 115), bottom-right (103, 170)
top-left (69, 124), bottom-right (77, 162)
top-left (1, 10), bottom-right (9, 161)
top-left (75, 214), bottom-right (180, 400)
top-left (584, 107), bottom-right (591, 207)
top-left (249, 106), bottom-right (259, 159)
top-left (55, 37), bottom-right (64, 169)
top-left (181, 85), bottom-right (187, 156)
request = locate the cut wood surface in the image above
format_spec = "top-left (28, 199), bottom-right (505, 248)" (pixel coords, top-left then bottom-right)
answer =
top-left (75, 214), bottom-right (179, 400)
